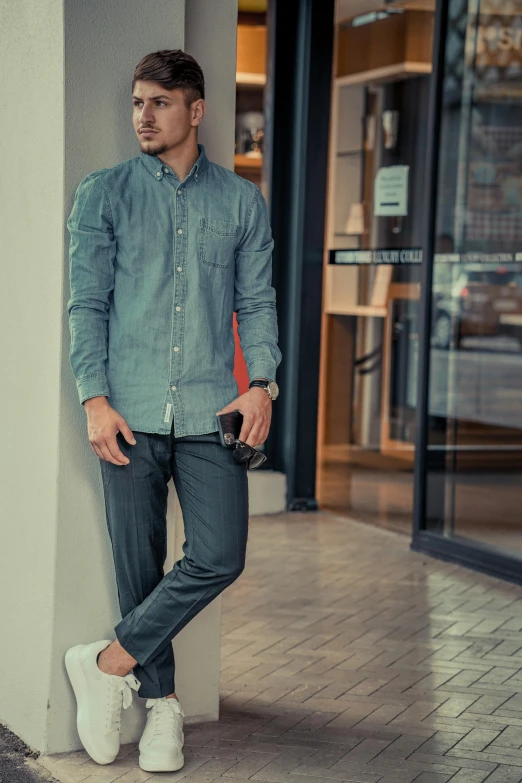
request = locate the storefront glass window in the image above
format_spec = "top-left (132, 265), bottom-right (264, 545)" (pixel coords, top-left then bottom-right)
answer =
top-left (425, 0), bottom-right (522, 553)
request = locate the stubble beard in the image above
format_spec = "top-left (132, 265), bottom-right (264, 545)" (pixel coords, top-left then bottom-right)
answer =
top-left (140, 139), bottom-right (169, 156)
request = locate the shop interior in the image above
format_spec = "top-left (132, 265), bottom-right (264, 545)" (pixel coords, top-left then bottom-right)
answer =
top-left (233, 0), bottom-right (522, 558)
top-left (317, 0), bottom-right (434, 534)
top-left (423, 0), bottom-right (522, 555)
top-left (231, 1), bottom-right (267, 398)
top-left (317, 0), bottom-right (522, 557)
top-left (234, 2), bottom-right (266, 187)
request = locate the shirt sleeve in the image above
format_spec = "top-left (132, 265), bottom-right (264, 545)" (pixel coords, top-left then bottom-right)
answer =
top-left (66, 174), bottom-right (116, 406)
top-left (234, 186), bottom-right (283, 383)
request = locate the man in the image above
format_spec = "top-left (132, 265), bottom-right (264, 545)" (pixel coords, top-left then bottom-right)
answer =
top-left (64, 49), bottom-right (281, 774)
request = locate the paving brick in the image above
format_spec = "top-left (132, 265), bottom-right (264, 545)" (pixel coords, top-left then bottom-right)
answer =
top-left (366, 760), bottom-right (459, 776)
top-left (415, 731), bottom-right (464, 754)
top-left (490, 726), bottom-right (522, 749)
top-left (500, 694), bottom-right (522, 712)
top-left (388, 701), bottom-right (444, 726)
top-left (408, 752), bottom-right (497, 774)
top-left (447, 747), bottom-right (522, 767)
top-left (222, 752), bottom-right (278, 778)
top-left (444, 772), bottom-right (491, 783)
top-left (252, 713), bottom-right (314, 737)
top-left (466, 694), bottom-right (511, 714)
top-left (338, 738), bottom-right (393, 763)
top-left (481, 767), bottom-right (522, 782)
top-left (431, 696), bottom-right (480, 717)
top-left (452, 728), bottom-right (501, 751)
top-left (371, 733), bottom-right (427, 760)
top-left (320, 702), bottom-right (381, 728)
top-left (354, 704), bottom-right (409, 725)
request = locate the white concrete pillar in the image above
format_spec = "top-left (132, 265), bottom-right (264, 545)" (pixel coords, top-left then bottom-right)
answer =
top-left (0, 0), bottom-right (239, 754)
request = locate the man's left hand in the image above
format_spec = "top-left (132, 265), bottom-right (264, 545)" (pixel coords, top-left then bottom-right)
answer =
top-left (216, 387), bottom-right (272, 448)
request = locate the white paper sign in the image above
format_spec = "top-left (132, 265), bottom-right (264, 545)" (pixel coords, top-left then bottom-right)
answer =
top-left (374, 165), bottom-right (409, 216)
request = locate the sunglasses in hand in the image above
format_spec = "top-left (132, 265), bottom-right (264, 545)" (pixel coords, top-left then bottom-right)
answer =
top-left (216, 410), bottom-right (268, 470)
top-left (231, 439), bottom-right (267, 470)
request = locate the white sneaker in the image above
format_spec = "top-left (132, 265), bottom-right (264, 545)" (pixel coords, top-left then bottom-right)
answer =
top-left (138, 696), bottom-right (185, 772)
top-left (65, 639), bottom-right (141, 765)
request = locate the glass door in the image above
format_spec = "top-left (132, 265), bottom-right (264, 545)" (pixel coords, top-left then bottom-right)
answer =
top-left (423, 0), bottom-right (522, 556)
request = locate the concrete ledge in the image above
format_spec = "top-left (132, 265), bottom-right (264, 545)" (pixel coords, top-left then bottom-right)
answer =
top-left (247, 470), bottom-right (286, 515)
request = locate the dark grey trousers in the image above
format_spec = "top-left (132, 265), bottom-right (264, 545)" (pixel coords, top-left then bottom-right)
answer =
top-left (98, 426), bottom-right (249, 698)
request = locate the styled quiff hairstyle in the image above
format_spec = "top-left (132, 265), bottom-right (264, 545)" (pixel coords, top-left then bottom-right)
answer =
top-left (132, 49), bottom-right (205, 108)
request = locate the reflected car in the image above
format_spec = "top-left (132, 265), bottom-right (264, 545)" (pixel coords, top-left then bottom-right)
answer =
top-left (432, 267), bottom-right (522, 349)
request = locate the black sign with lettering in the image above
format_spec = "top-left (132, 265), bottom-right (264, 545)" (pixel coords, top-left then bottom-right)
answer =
top-left (329, 248), bottom-right (423, 265)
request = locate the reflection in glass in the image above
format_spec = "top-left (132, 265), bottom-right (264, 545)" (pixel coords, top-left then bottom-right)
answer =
top-left (425, 0), bottom-right (522, 553)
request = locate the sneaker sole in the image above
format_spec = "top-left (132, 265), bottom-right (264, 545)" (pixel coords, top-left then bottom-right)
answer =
top-left (139, 752), bottom-right (185, 772)
top-left (65, 645), bottom-right (116, 766)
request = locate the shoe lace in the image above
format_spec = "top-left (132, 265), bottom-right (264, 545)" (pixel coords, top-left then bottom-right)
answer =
top-left (107, 672), bottom-right (141, 732)
top-left (145, 697), bottom-right (185, 743)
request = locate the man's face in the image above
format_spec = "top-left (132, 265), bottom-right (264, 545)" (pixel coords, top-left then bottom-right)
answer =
top-left (132, 80), bottom-right (203, 156)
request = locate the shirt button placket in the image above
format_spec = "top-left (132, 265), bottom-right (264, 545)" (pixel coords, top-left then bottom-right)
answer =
top-left (171, 183), bottom-right (186, 432)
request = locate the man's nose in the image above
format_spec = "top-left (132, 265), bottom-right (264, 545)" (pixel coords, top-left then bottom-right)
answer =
top-left (140, 104), bottom-right (154, 123)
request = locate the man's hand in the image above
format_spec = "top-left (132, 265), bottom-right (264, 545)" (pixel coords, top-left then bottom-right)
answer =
top-left (216, 387), bottom-right (272, 448)
top-left (83, 397), bottom-right (136, 465)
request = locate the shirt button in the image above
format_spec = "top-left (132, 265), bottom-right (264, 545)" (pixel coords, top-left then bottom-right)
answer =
top-left (171, 385), bottom-right (176, 390)
top-left (177, 228), bottom-right (183, 234)
top-left (163, 166), bottom-right (169, 173)
top-left (177, 190), bottom-right (182, 195)
top-left (176, 305), bottom-right (181, 311)
top-left (156, 171), bottom-right (161, 178)
top-left (177, 266), bottom-right (182, 272)
top-left (173, 346), bottom-right (179, 352)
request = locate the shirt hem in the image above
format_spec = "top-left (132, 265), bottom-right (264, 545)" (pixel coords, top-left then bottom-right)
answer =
top-left (125, 424), bottom-right (220, 436)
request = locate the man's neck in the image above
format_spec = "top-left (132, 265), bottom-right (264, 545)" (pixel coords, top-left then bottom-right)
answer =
top-left (157, 140), bottom-right (199, 182)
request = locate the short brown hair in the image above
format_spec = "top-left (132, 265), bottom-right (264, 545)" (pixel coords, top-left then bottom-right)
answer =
top-left (132, 50), bottom-right (205, 108)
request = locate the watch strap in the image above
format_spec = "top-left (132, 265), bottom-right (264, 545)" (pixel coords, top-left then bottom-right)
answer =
top-left (249, 379), bottom-right (270, 390)
top-left (249, 379), bottom-right (273, 399)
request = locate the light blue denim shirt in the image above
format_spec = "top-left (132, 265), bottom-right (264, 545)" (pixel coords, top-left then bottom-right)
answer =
top-left (66, 143), bottom-right (282, 436)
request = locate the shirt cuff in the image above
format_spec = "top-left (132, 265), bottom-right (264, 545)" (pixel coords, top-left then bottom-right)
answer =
top-left (76, 374), bottom-right (110, 405)
top-left (247, 364), bottom-right (277, 384)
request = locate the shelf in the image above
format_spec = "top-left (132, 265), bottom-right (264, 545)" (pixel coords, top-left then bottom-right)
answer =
top-left (499, 314), bottom-right (522, 326)
top-left (325, 305), bottom-right (387, 317)
top-left (336, 61), bottom-right (431, 87)
top-left (336, 0), bottom-right (435, 25)
top-left (236, 71), bottom-right (266, 86)
top-left (336, 10), bottom-right (433, 84)
top-left (387, 0), bottom-right (435, 11)
top-left (234, 154), bottom-right (263, 169)
top-left (237, 25), bottom-right (266, 82)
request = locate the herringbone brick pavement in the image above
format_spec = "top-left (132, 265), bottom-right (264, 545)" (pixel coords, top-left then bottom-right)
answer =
top-left (38, 512), bottom-right (522, 782)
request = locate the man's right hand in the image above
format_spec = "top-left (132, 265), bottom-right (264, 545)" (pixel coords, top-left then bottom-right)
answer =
top-left (83, 396), bottom-right (136, 465)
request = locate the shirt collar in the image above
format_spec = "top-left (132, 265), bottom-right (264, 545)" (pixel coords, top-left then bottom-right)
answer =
top-left (140, 142), bottom-right (208, 182)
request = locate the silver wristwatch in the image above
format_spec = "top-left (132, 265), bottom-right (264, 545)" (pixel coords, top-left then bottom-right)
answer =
top-left (248, 378), bottom-right (279, 400)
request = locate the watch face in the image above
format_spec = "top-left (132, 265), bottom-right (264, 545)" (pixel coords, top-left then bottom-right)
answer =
top-left (268, 380), bottom-right (279, 399)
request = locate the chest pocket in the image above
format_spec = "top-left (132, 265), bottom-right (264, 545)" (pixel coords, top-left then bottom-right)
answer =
top-left (199, 217), bottom-right (241, 268)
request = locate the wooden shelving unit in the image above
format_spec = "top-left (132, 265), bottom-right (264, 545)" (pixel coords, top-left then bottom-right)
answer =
top-left (326, 305), bottom-right (387, 317)
top-left (336, 10), bottom-right (433, 82)
top-left (318, 6), bottom-right (434, 473)
top-left (236, 72), bottom-right (266, 86)
top-left (234, 154), bottom-right (262, 169)
top-left (235, 22), bottom-right (266, 186)
top-left (335, 61), bottom-right (432, 88)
